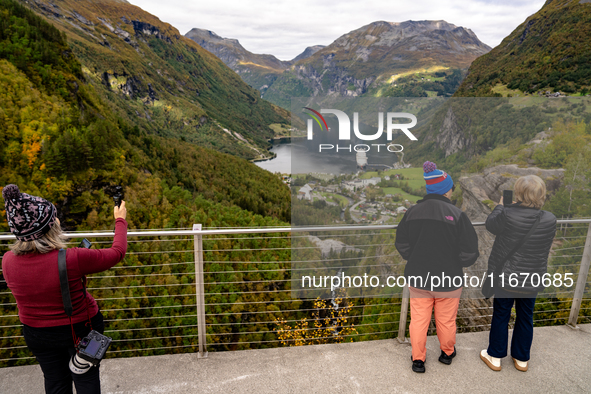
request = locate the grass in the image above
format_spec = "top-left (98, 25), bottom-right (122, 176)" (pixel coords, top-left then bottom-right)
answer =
top-left (492, 84), bottom-right (529, 97)
top-left (386, 66), bottom-right (450, 84)
top-left (320, 192), bottom-right (349, 208)
top-left (358, 167), bottom-right (425, 190)
top-left (380, 168), bottom-right (424, 202)
top-left (359, 167), bottom-right (424, 180)
top-left (269, 123), bottom-right (291, 137)
top-left (381, 187), bottom-right (421, 203)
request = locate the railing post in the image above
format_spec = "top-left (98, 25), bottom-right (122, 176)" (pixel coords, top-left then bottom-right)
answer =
top-left (397, 285), bottom-right (410, 343)
top-left (568, 222), bottom-right (591, 329)
top-left (193, 224), bottom-right (208, 358)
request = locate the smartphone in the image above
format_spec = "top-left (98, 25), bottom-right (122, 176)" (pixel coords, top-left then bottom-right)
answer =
top-left (78, 238), bottom-right (92, 249)
top-left (503, 190), bottom-right (513, 207)
top-left (113, 186), bottom-right (124, 208)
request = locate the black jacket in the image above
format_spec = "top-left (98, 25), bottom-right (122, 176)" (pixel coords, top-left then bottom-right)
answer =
top-left (395, 194), bottom-right (479, 291)
top-left (486, 203), bottom-right (556, 293)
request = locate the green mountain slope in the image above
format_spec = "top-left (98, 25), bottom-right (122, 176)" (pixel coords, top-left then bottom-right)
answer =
top-left (455, 0), bottom-right (591, 97)
top-left (17, 0), bottom-right (290, 160)
top-left (0, 0), bottom-right (290, 232)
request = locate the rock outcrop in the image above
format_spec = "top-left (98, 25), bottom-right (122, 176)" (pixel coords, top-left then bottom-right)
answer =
top-left (460, 164), bottom-right (564, 222)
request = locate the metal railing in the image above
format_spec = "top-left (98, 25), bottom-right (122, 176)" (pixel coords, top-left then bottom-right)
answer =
top-left (0, 219), bottom-right (590, 365)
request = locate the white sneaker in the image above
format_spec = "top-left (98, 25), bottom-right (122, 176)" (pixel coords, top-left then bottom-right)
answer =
top-left (480, 349), bottom-right (501, 371)
top-left (512, 357), bottom-right (528, 372)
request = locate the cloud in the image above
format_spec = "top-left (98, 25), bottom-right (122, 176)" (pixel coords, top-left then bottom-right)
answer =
top-left (128, 0), bottom-right (545, 60)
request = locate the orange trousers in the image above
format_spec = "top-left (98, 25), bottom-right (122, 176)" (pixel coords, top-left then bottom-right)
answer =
top-left (409, 286), bottom-right (462, 362)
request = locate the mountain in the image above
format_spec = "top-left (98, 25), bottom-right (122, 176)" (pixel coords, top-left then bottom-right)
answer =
top-left (455, 0), bottom-right (591, 97)
top-left (185, 28), bottom-right (324, 94)
top-left (184, 28), bottom-right (287, 95)
top-left (292, 45), bottom-right (326, 62)
top-left (263, 20), bottom-right (491, 108)
top-left (187, 21), bottom-right (490, 109)
top-left (16, 0), bottom-right (290, 160)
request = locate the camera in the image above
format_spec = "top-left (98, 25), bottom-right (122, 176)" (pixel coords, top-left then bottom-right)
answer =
top-left (69, 330), bottom-right (112, 374)
top-left (112, 186), bottom-right (124, 208)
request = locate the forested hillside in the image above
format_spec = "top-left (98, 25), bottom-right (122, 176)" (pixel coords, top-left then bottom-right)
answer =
top-left (16, 0), bottom-right (290, 160)
top-left (455, 0), bottom-right (591, 97)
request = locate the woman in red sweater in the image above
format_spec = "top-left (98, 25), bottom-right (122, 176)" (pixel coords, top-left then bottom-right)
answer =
top-left (2, 184), bottom-right (128, 394)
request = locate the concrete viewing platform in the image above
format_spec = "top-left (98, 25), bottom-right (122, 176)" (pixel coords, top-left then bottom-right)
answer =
top-left (1, 324), bottom-right (590, 393)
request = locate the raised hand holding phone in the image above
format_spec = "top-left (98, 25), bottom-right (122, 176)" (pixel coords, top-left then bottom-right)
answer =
top-left (114, 200), bottom-right (126, 220)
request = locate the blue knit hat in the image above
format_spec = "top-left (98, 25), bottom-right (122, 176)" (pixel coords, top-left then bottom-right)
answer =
top-left (423, 161), bottom-right (453, 195)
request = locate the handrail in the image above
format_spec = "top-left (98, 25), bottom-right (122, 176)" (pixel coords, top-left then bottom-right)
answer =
top-left (1, 218), bottom-right (589, 363)
top-left (0, 219), bottom-right (589, 240)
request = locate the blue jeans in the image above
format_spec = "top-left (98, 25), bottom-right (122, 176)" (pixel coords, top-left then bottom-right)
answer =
top-left (23, 312), bottom-right (104, 394)
top-left (487, 293), bottom-right (536, 361)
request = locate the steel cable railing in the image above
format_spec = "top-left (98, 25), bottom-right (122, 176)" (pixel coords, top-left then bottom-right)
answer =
top-left (0, 219), bottom-right (590, 367)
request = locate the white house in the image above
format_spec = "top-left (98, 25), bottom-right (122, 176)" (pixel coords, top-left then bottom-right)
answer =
top-left (361, 177), bottom-right (381, 186)
top-left (298, 184), bottom-right (313, 200)
top-left (341, 182), bottom-right (354, 192)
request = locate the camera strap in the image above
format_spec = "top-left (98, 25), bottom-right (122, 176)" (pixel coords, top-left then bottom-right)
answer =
top-left (58, 249), bottom-right (93, 345)
top-left (58, 249), bottom-right (73, 317)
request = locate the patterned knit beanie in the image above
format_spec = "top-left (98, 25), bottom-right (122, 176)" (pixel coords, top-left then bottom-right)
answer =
top-left (423, 161), bottom-right (454, 195)
top-left (2, 184), bottom-right (57, 241)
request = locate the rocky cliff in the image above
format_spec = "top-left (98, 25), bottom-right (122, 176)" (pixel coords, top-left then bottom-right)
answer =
top-left (435, 107), bottom-right (475, 157)
top-left (460, 164), bottom-right (564, 221)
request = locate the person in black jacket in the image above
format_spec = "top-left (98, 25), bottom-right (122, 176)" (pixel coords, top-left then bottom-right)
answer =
top-left (396, 161), bottom-right (479, 373)
top-left (480, 175), bottom-right (556, 372)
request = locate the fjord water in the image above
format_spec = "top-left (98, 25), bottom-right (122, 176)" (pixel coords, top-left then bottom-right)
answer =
top-left (255, 142), bottom-right (399, 175)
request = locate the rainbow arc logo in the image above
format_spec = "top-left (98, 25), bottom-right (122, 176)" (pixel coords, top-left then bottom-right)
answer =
top-left (303, 107), bottom-right (328, 132)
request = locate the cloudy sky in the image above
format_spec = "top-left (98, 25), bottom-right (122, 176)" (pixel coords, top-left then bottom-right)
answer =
top-left (129, 0), bottom-right (546, 60)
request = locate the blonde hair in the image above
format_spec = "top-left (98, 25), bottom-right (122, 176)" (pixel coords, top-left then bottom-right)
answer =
top-left (10, 221), bottom-right (68, 255)
top-left (514, 175), bottom-right (546, 209)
